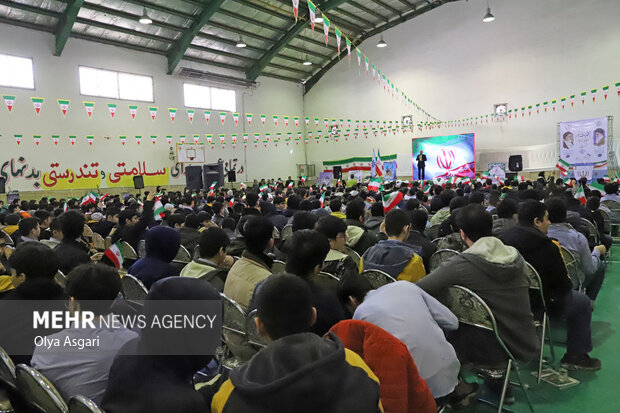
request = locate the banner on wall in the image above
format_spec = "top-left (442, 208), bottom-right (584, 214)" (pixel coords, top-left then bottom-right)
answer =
top-left (488, 163), bottom-right (506, 182)
top-left (411, 134), bottom-right (475, 179)
top-left (0, 156), bottom-right (187, 191)
top-left (322, 154), bottom-right (397, 176)
top-left (559, 117), bottom-right (608, 180)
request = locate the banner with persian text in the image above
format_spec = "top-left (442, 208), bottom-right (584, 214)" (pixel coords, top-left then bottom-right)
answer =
top-left (411, 134), bottom-right (475, 179)
top-left (559, 117), bottom-right (608, 180)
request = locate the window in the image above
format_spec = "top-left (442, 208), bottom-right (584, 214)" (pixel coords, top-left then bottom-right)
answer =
top-left (0, 54), bottom-right (34, 89)
top-left (79, 66), bottom-right (153, 102)
top-left (183, 83), bottom-right (236, 112)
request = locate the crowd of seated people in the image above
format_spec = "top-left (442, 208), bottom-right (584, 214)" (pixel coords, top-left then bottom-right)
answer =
top-left (0, 173), bottom-right (614, 412)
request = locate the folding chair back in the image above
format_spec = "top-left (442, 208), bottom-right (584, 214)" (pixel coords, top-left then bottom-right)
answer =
top-left (0, 230), bottom-right (13, 246)
top-left (428, 249), bottom-right (459, 271)
top-left (310, 271), bottom-right (340, 291)
top-left (559, 245), bottom-right (582, 289)
top-left (68, 395), bottom-right (105, 413)
top-left (245, 309), bottom-right (267, 349)
top-left (40, 239), bottom-right (59, 249)
top-left (580, 218), bottom-right (600, 245)
top-left (220, 293), bottom-right (247, 338)
top-left (272, 227), bottom-right (280, 240)
top-left (15, 365), bottom-right (68, 413)
top-left (91, 233), bottom-right (105, 251)
top-left (173, 245), bottom-right (192, 264)
top-left (281, 224), bottom-right (293, 241)
top-left (121, 274), bottom-right (148, 301)
top-left (342, 246), bottom-right (361, 269)
top-left (0, 346), bottom-right (16, 389)
top-left (424, 224), bottom-right (441, 240)
top-left (54, 270), bottom-right (67, 289)
top-left (137, 239), bottom-right (147, 258)
top-left (120, 241), bottom-right (138, 261)
top-left (361, 269), bottom-right (396, 289)
top-left (82, 225), bottom-right (93, 238)
top-left (598, 209), bottom-right (611, 234)
top-left (271, 260), bottom-right (286, 274)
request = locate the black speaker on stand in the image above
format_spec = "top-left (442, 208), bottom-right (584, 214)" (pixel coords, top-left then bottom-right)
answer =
top-left (0, 177), bottom-right (5, 194)
top-left (203, 160), bottom-right (225, 189)
top-left (508, 155), bottom-right (523, 172)
top-left (185, 166), bottom-right (204, 190)
top-left (333, 166), bottom-right (342, 179)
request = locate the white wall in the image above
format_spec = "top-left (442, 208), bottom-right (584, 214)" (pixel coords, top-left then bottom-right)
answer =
top-left (304, 0), bottom-right (620, 174)
top-left (0, 24), bottom-right (306, 193)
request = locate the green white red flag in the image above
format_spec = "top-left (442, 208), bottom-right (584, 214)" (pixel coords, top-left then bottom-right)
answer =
top-left (154, 196), bottom-right (165, 221)
top-left (308, 0), bottom-right (316, 31)
top-left (57, 99), bottom-right (70, 116)
top-left (383, 191), bottom-right (404, 213)
top-left (575, 185), bottom-right (586, 205)
top-left (104, 241), bottom-right (125, 269)
top-left (3, 95), bottom-right (15, 112)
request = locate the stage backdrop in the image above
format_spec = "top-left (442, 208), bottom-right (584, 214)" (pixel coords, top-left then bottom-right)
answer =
top-left (559, 117), bottom-right (608, 181)
top-left (411, 134), bottom-right (475, 179)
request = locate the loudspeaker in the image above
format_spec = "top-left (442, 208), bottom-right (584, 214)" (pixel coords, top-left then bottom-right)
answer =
top-left (185, 166), bottom-right (203, 190)
top-left (227, 170), bottom-right (236, 182)
top-left (0, 177), bottom-right (5, 194)
top-left (203, 161), bottom-right (224, 189)
top-left (505, 172), bottom-right (516, 183)
top-left (133, 175), bottom-right (144, 189)
top-left (508, 155), bottom-right (523, 172)
top-left (333, 166), bottom-right (342, 179)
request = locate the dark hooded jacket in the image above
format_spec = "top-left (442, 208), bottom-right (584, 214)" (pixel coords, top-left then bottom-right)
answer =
top-left (211, 332), bottom-right (382, 413)
top-left (499, 224), bottom-right (572, 308)
top-left (102, 277), bottom-right (221, 413)
top-left (128, 226), bottom-right (181, 289)
top-left (111, 200), bottom-right (154, 251)
top-left (417, 237), bottom-right (539, 363)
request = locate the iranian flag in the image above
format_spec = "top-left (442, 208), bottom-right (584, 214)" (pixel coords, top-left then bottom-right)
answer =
top-left (288, 181), bottom-right (294, 188)
top-left (575, 185), bottom-right (586, 205)
top-left (461, 177), bottom-right (472, 185)
top-left (246, 113), bottom-right (252, 125)
top-left (69, 135), bottom-right (76, 145)
top-left (151, 135), bottom-right (157, 144)
top-left (209, 181), bottom-right (217, 190)
top-left (383, 191), bottom-right (404, 213)
top-left (31, 97), bottom-right (44, 114)
top-left (319, 192), bottom-right (326, 208)
top-left (314, 118), bottom-right (319, 127)
top-left (589, 182), bottom-right (606, 193)
top-left (106, 103), bottom-right (116, 118)
top-left (570, 94), bottom-right (575, 107)
top-left (335, 27), bottom-right (341, 54)
top-left (104, 241), bottom-right (125, 269)
top-left (305, 117), bottom-right (310, 126)
top-left (233, 112), bottom-right (239, 125)
top-left (616, 82), bottom-right (620, 96)
top-left (308, 0), bottom-right (316, 31)
top-left (135, 135), bottom-right (142, 145)
top-left (368, 178), bottom-right (382, 192)
top-left (556, 159), bottom-right (570, 176)
top-left (356, 48), bottom-right (362, 69)
top-left (346, 37), bottom-right (351, 62)
top-left (52, 135), bottom-right (59, 145)
top-left (261, 114), bottom-right (266, 125)
top-left (86, 135), bottom-right (94, 145)
top-left (193, 134), bottom-right (200, 144)
top-left (180, 135), bottom-right (186, 144)
top-left (3, 95), bottom-right (15, 112)
top-left (166, 135), bottom-right (172, 145)
top-left (58, 99), bottom-right (70, 116)
top-left (294, 116), bottom-right (299, 127)
top-left (219, 112), bottom-right (227, 125)
top-left (482, 171), bottom-right (491, 179)
top-left (80, 192), bottom-right (98, 206)
top-left (301, 176), bottom-right (307, 183)
top-left (259, 184), bottom-right (268, 192)
top-left (563, 178), bottom-right (573, 187)
top-left (292, 0), bottom-right (299, 21)
top-left (83, 101), bottom-right (96, 118)
top-left (129, 105), bottom-right (138, 119)
top-left (517, 175), bottom-right (526, 183)
top-left (240, 182), bottom-right (247, 189)
top-left (14, 134), bottom-right (22, 145)
top-left (322, 15), bottom-right (330, 45)
top-left (169, 108), bottom-right (177, 122)
top-left (205, 110), bottom-right (211, 124)
top-left (284, 116), bottom-right (289, 126)
top-left (187, 109), bottom-right (195, 123)
top-left (149, 106), bottom-right (158, 120)
top-left (154, 196), bottom-right (166, 221)
top-left (273, 115), bottom-right (278, 125)
top-left (591, 88), bottom-right (597, 102)
top-left (580, 92), bottom-right (586, 104)
top-left (33, 135), bottom-right (41, 146)
top-left (120, 135), bottom-right (126, 146)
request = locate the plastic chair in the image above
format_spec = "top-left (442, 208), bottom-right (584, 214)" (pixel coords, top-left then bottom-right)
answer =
top-left (40, 239), bottom-right (60, 249)
top-left (280, 224), bottom-right (293, 241)
top-left (54, 270), bottom-right (67, 289)
top-left (271, 260), bottom-right (286, 274)
top-left (272, 227), bottom-right (280, 240)
top-left (598, 209), bottom-right (611, 235)
top-left (173, 245), bottom-right (192, 264)
top-left (343, 246), bottom-right (361, 269)
top-left (68, 395), bottom-right (105, 413)
top-left (309, 271), bottom-right (340, 291)
top-left (137, 239), bottom-right (147, 258)
top-left (0, 231), bottom-right (13, 246)
top-left (0, 346), bottom-right (16, 389)
top-left (430, 237), bottom-right (443, 248)
top-left (361, 269), bottom-right (396, 289)
top-left (220, 293), bottom-right (249, 370)
top-left (15, 364), bottom-right (68, 413)
top-left (120, 241), bottom-right (138, 261)
top-left (245, 309), bottom-right (267, 350)
top-left (82, 225), bottom-right (93, 238)
top-left (559, 245), bottom-right (582, 290)
top-left (523, 262), bottom-right (555, 382)
top-left (104, 237), bottom-right (112, 249)
top-left (424, 224), bottom-right (441, 240)
top-left (428, 249), bottom-right (459, 271)
top-left (121, 274), bottom-right (148, 301)
top-left (444, 286), bottom-right (534, 413)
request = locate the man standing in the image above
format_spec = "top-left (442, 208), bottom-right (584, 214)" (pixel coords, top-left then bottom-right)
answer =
top-left (417, 150), bottom-right (427, 180)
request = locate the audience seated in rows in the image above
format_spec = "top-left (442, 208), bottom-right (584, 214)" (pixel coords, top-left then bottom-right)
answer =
top-left (492, 199), bottom-right (518, 237)
top-left (344, 199), bottom-right (378, 255)
top-left (406, 209), bottom-right (437, 272)
top-left (54, 211), bottom-right (91, 274)
top-left (315, 215), bottom-right (360, 278)
top-left (128, 226), bottom-right (181, 289)
top-left (180, 227), bottom-right (232, 291)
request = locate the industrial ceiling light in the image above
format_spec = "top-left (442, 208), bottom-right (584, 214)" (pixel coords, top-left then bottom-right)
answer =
top-left (482, 0), bottom-right (495, 22)
top-left (313, 11), bottom-right (323, 23)
top-left (302, 60), bottom-right (312, 66)
top-left (236, 38), bottom-right (247, 48)
top-left (376, 36), bottom-right (387, 48)
top-left (139, 7), bottom-right (152, 25)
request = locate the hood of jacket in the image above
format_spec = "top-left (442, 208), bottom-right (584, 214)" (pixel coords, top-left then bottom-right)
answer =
top-left (145, 226), bottom-right (181, 262)
top-left (346, 225), bottom-right (365, 247)
top-left (461, 236), bottom-right (523, 282)
top-left (365, 216), bottom-right (384, 230)
top-left (229, 332), bottom-right (378, 413)
top-left (362, 240), bottom-right (418, 276)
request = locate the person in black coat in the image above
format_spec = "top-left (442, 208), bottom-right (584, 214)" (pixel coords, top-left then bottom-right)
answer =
top-left (111, 192), bottom-right (155, 251)
top-left (54, 211), bottom-right (91, 275)
top-left (499, 200), bottom-right (600, 370)
top-left (92, 206), bottom-right (120, 239)
top-left (406, 209), bottom-right (437, 273)
top-left (128, 226), bottom-right (181, 289)
top-left (101, 277), bottom-right (221, 413)
top-left (416, 150), bottom-right (428, 180)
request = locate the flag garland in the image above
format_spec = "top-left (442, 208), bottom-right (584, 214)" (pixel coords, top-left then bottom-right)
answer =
top-left (57, 99), bottom-right (70, 116)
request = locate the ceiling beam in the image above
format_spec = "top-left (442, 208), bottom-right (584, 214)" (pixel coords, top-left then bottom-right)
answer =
top-left (54, 0), bottom-right (85, 56)
top-left (304, 0), bottom-right (458, 94)
top-left (346, 1), bottom-right (389, 22)
top-left (245, 0), bottom-right (349, 81)
top-left (2, 0), bottom-right (60, 18)
top-left (261, 72), bottom-right (302, 83)
top-left (167, 0), bottom-right (228, 74)
top-left (330, 7), bottom-right (374, 26)
top-left (369, 0), bottom-right (403, 16)
top-left (182, 55), bottom-right (249, 73)
top-left (269, 0), bottom-right (368, 32)
top-left (74, 17), bottom-right (174, 45)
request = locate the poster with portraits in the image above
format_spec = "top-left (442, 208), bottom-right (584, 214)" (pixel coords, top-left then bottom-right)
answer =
top-left (559, 117), bottom-right (608, 166)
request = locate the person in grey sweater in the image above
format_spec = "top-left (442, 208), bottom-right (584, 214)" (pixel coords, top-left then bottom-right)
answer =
top-left (417, 204), bottom-right (539, 365)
